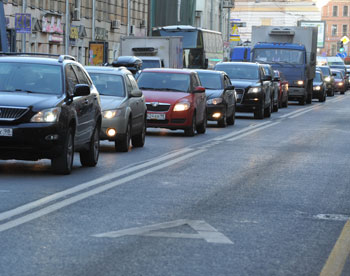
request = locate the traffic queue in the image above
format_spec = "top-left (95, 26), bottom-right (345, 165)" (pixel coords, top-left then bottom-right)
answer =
top-left (0, 53), bottom-right (348, 175)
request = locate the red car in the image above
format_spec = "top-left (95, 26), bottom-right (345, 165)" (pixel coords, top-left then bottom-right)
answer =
top-left (137, 68), bottom-right (207, 136)
top-left (332, 69), bottom-right (346, 94)
top-left (273, 70), bottom-right (289, 108)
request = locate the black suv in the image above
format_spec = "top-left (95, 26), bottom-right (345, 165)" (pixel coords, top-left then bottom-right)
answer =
top-left (214, 62), bottom-right (272, 119)
top-left (0, 54), bottom-right (102, 174)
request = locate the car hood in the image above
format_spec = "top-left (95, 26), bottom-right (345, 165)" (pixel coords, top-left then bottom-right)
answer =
top-left (142, 90), bottom-right (191, 104)
top-left (205, 89), bottom-right (224, 99)
top-left (100, 95), bottom-right (125, 110)
top-left (0, 92), bottom-right (63, 111)
top-left (230, 79), bottom-right (260, 89)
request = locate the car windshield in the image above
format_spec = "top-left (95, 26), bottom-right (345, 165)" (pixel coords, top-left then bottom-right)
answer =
top-left (318, 67), bottom-right (330, 76)
top-left (215, 64), bottom-right (259, 80)
top-left (0, 62), bottom-right (62, 94)
top-left (253, 49), bottom-right (304, 65)
top-left (196, 72), bottom-right (223, 89)
top-left (137, 72), bottom-right (190, 92)
top-left (89, 73), bottom-right (125, 97)
top-left (314, 72), bottom-right (322, 82)
top-left (333, 71), bottom-right (342, 78)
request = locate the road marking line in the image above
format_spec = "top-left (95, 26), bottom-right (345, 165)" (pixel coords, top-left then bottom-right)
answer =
top-left (214, 121), bottom-right (272, 141)
top-left (288, 107), bottom-right (318, 118)
top-left (0, 150), bottom-right (205, 233)
top-left (0, 147), bottom-right (193, 223)
top-left (227, 121), bottom-right (280, 142)
top-left (93, 219), bottom-right (233, 244)
top-left (320, 220), bottom-right (350, 276)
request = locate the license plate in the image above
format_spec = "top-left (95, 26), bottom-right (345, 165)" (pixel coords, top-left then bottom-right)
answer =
top-left (147, 113), bottom-right (166, 120)
top-left (0, 128), bottom-right (13, 137)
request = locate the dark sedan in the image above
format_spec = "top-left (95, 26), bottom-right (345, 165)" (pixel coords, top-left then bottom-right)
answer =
top-left (332, 69), bottom-right (346, 94)
top-left (214, 62), bottom-right (272, 120)
top-left (312, 70), bottom-right (327, 102)
top-left (196, 70), bottom-right (236, 127)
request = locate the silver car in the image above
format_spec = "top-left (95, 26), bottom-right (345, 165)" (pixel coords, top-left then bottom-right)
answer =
top-left (86, 66), bottom-right (147, 152)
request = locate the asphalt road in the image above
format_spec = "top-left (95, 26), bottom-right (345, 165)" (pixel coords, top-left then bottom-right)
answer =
top-left (1, 92), bottom-right (350, 276)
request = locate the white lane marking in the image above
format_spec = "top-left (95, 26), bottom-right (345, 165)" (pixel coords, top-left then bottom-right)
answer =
top-left (214, 121), bottom-right (273, 141)
top-left (0, 150), bottom-right (205, 233)
top-left (0, 147), bottom-right (193, 223)
top-left (93, 219), bottom-right (233, 244)
top-left (288, 107), bottom-right (319, 118)
top-left (227, 121), bottom-right (280, 142)
top-left (314, 214), bottom-right (350, 221)
top-left (0, 190), bottom-right (10, 193)
top-left (279, 103), bottom-right (321, 119)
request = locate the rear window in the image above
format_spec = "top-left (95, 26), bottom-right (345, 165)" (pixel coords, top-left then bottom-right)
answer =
top-left (0, 62), bottom-right (62, 95)
top-left (137, 72), bottom-right (190, 92)
top-left (89, 73), bottom-right (125, 97)
top-left (215, 64), bottom-right (259, 80)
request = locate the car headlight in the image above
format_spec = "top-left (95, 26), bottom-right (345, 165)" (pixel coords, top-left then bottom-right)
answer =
top-left (296, 80), bottom-right (304, 86)
top-left (103, 109), bottom-right (121, 119)
top-left (173, 102), bottom-right (190, 111)
top-left (338, 82), bottom-right (344, 86)
top-left (324, 76), bottom-right (331, 82)
top-left (30, 107), bottom-right (61, 123)
top-left (207, 98), bottom-right (223, 105)
top-left (247, 87), bottom-right (261, 93)
top-left (313, 86), bottom-right (321, 91)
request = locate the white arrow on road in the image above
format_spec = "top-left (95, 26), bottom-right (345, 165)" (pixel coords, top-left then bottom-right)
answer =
top-left (93, 219), bottom-right (233, 244)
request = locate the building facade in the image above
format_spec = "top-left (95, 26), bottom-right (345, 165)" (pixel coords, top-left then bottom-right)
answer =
top-left (320, 0), bottom-right (350, 56)
top-left (3, 0), bottom-right (149, 65)
top-left (230, 0), bottom-right (321, 46)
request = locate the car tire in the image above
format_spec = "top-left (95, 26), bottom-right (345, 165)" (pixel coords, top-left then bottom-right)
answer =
top-left (185, 112), bottom-right (196, 136)
top-left (299, 96), bottom-right (306, 105)
top-left (226, 106), bottom-right (235, 125)
top-left (197, 111), bottom-right (207, 134)
top-left (132, 117), bottom-right (146, 148)
top-left (273, 99), bottom-right (279, 112)
top-left (282, 96), bottom-right (288, 108)
top-left (331, 88), bottom-right (335, 96)
top-left (341, 91), bottom-right (345, 95)
top-left (218, 109), bottom-right (227, 128)
top-left (115, 120), bottom-right (131, 152)
top-left (264, 101), bottom-right (271, 118)
top-left (254, 99), bottom-right (264, 120)
top-left (51, 128), bottom-right (74, 175)
top-left (80, 125), bottom-right (100, 167)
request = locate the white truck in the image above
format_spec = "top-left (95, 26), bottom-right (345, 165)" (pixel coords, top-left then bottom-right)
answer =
top-left (251, 26), bottom-right (318, 105)
top-left (119, 36), bottom-right (183, 69)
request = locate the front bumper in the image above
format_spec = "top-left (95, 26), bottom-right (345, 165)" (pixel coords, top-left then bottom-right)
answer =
top-left (235, 90), bottom-right (263, 113)
top-left (146, 109), bottom-right (193, 130)
top-left (0, 122), bottom-right (66, 161)
top-left (207, 105), bottom-right (225, 121)
top-left (288, 86), bottom-right (306, 100)
top-left (100, 116), bottom-right (128, 141)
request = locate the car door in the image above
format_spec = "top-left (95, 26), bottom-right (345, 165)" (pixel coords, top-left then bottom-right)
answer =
top-left (72, 64), bottom-right (96, 140)
top-left (125, 75), bottom-right (141, 134)
top-left (260, 66), bottom-right (270, 107)
top-left (65, 64), bottom-right (90, 145)
top-left (192, 73), bottom-right (206, 123)
top-left (126, 74), bottom-right (144, 132)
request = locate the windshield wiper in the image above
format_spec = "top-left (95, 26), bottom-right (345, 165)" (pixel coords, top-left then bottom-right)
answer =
top-left (14, 89), bottom-right (35, 93)
top-left (139, 87), bottom-right (159, 90)
top-left (161, 88), bottom-right (187, 92)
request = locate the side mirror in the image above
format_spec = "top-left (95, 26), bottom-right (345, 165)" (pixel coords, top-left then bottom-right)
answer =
top-left (130, 89), bottom-right (143, 97)
top-left (332, 73), bottom-right (337, 76)
top-left (225, 85), bottom-right (235, 91)
top-left (73, 84), bottom-right (90, 97)
top-left (193, 86), bottom-right (205, 93)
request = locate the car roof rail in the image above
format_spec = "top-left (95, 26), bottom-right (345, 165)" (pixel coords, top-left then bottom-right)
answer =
top-left (0, 52), bottom-right (60, 58)
top-left (58, 55), bottom-right (76, 63)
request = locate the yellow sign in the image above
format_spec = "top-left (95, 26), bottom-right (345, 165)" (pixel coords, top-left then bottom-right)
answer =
top-left (230, 24), bottom-right (240, 42)
top-left (341, 36), bottom-right (350, 45)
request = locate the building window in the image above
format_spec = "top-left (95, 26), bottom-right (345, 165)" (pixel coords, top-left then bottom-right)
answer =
top-left (343, 25), bottom-right (348, 36)
top-left (261, 18), bottom-right (272, 26)
top-left (332, 24), bottom-right (338, 36)
top-left (333, 6), bottom-right (338, 16)
top-left (344, 6), bottom-right (349, 16)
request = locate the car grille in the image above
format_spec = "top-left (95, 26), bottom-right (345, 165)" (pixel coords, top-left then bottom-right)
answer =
top-left (0, 106), bottom-right (29, 121)
top-left (147, 119), bottom-right (169, 124)
top-left (146, 103), bottom-right (171, 112)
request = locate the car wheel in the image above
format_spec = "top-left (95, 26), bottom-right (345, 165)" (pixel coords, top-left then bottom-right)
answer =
top-left (226, 105), bottom-right (235, 125)
top-left (51, 128), bottom-right (74, 175)
top-left (197, 111), bottom-right (207, 134)
top-left (80, 125), bottom-right (100, 167)
top-left (299, 96), bottom-right (306, 105)
top-left (184, 112), bottom-right (196, 136)
top-left (264, 101), bottom-right (271, 118)
top-left (331, 88), bottom-right (335, 96)
top-left (273, 98), bottom-right (279, 112)
top-left (115, 120), bottom-right (131, 152)
top-left (132, 117), bottom-right (146, 148)
top-left (341, 90), bottom-right (345, 95)
top-left (254, 99), bottom-right (264, 120)
top-left (217, 109), bottom-right (227, 128)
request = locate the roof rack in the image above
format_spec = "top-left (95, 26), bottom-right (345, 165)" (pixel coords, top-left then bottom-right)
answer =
top-left (0, 52), bottom-right (60, 57)
top-left (58, 55), bottom-right (76, 62)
